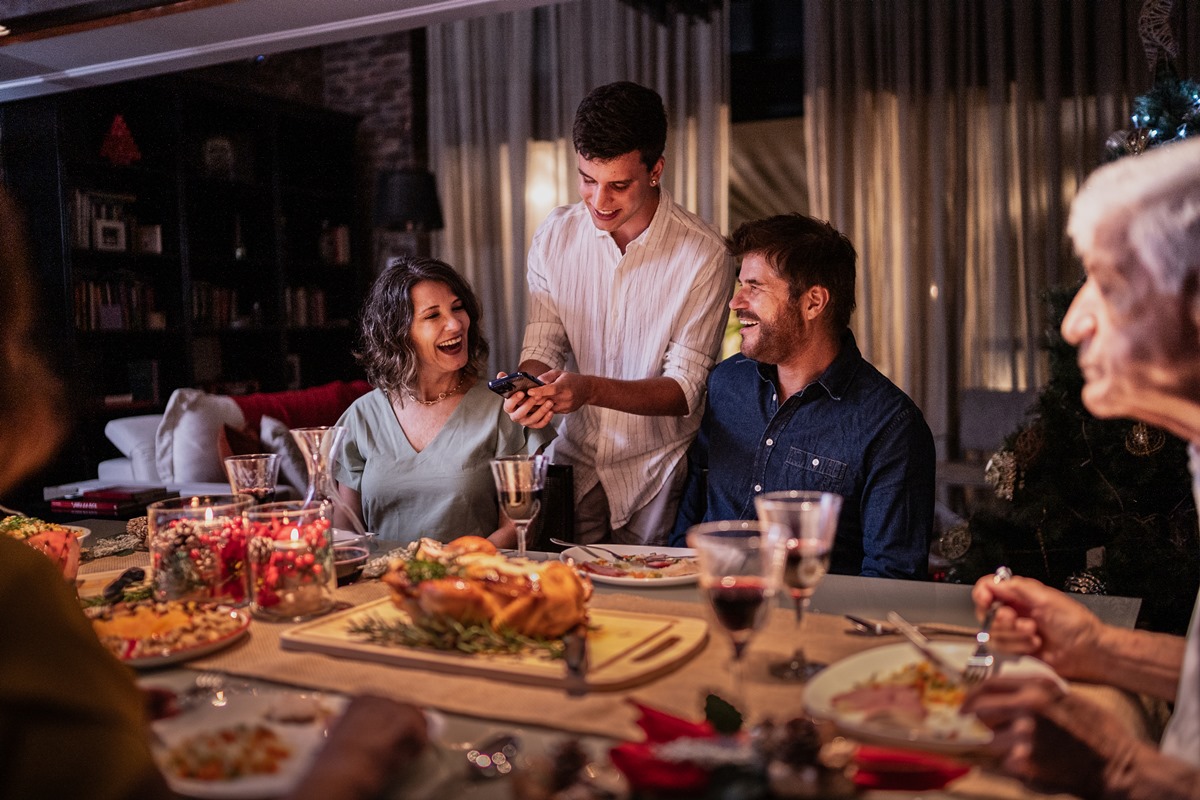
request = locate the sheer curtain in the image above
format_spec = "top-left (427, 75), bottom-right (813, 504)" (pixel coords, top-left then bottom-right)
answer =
top-left (427, 0), bottom-right (729, 374)
top-left (802, 0), bottom-right (1200, 455)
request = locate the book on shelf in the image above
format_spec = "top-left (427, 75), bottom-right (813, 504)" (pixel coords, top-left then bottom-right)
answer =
top-left (51, 488), bottom-right (179, 516)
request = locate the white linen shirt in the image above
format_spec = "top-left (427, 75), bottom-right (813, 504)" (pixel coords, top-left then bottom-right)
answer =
top-left (521, 189), bottom-right (733, 529)
top-left (1160, 443), bottom-right (1200, 765)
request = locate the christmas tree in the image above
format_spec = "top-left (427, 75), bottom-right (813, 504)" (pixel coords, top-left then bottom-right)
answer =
top-left (949, 5), bottom-right (1200, 634)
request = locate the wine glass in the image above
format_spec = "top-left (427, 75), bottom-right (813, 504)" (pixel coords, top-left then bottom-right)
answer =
top-left (687, 520), bottom-right (775, 710)
top-left (490, 454), bottom-right (549, 557)
top-left (755, 490), bottom-right (843, 681)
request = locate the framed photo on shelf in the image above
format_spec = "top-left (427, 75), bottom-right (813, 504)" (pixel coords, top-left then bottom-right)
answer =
top-left (93, 219), bottom-right (127, 252)
top-left (135, 223), bottom-right (163, 254)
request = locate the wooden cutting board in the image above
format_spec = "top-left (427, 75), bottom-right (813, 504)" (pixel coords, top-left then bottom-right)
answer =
top-left (280, 597), bottom-right (708, 691)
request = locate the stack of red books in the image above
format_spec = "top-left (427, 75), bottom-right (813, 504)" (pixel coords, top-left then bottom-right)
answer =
top-left (50, 485), bottom-right (180, 518)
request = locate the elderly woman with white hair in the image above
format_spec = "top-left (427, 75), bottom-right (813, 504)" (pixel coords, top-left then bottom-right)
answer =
top-left (963, 136), bottom-right (1200, 799)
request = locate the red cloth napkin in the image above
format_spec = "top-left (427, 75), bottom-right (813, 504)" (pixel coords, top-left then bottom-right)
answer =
top-left (608, 702), bottom-right (714, 794)
top-left (851, 745), bottom-right (970, 791)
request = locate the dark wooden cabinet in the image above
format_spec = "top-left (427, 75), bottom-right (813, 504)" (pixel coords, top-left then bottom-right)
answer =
top-left (0, 76), bottom-right (367, 483)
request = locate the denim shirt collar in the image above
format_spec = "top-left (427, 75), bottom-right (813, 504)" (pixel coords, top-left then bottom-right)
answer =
top-left (750, 328), bottom-right (864, 402)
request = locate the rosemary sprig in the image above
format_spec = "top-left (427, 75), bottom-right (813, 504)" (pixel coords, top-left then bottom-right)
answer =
top-left (347, 614), bottom-right (565, 659)
top-left (79, 584), bottom-right (154, 608)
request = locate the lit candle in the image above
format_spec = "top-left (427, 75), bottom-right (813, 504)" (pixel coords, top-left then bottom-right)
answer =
top-left (246, 509), bottom-right (336, 621)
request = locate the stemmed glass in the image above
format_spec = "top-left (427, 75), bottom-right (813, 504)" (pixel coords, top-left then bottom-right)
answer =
top-left (290, 426), bottom-right (371, 548)
top-left (755, 490), bottom-right (843, 681)
top-left (490, 454), bottom-right (549, 557)
top-left (687, 520), bottom-right (775, 710)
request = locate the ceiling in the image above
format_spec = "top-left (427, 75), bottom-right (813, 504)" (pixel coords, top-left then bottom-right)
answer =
top-left (0, 0), bottom-right (560, 102)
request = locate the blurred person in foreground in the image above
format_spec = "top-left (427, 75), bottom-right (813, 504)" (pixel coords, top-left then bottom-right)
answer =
top-left (963, 136), bottom-right (1200, 798)
top-left (0, 188), bottom-right (427, 799)
top-left (334, 255), bottom-right (554, 546)
top-left (671, 213), bottom-right (936, 579)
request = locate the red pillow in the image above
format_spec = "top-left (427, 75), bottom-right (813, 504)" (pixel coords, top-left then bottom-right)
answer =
top-left (230, 380), bottom-right (371, 431)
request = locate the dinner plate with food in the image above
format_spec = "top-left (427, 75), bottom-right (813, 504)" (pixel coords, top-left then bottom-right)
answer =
top-left (559, 544), bottom-right (699, 586)
top-left (151, 689), bottom-right (350, 799)
top-left (87, 600), bottom-right (250, 668)
top-left (803, 641), bottom-right (1062, 755)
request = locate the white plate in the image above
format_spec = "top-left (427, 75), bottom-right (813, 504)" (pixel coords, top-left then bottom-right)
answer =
top-left (559, 544), bottom-right (699, 587)
top-left (119, 607), bottom-right (251, 669)
top-left (62, 524), bottom-right (91, 545)
top-left (152, 689), bottom-right (349, 799)
top-left (803, 641), bottom-right (1061, 755)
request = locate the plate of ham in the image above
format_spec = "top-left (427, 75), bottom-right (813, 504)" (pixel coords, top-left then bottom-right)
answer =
top-left (804, 641), bottom-right (1061, 755)
top-left (559, 545), bottom-right (699, 586)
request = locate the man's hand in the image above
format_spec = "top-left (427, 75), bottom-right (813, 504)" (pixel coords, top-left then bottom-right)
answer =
top-left (971, 574), bottom-right (1105, 681)
top-left (525, 369), bottom-right (593, 414)
top-left (963, 676), bottom-right (1141, 798)
top-left (498, 372), bottom-right (555, 429)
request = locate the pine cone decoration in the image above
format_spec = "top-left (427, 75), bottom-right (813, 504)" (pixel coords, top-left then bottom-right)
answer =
top-left (985, 451), bottom-right (1018, 500)
top-left (1064, 569), bottom-right (1107, 595)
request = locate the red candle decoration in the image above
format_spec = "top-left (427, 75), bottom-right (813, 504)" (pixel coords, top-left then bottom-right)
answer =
top-left (246, 503), bottom-right (336, 621)
top-left (147, 495), bottom-right (253, 606)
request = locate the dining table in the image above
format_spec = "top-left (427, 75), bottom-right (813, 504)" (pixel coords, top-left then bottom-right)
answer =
top-left (73, 517), bottom-right (1157, 800)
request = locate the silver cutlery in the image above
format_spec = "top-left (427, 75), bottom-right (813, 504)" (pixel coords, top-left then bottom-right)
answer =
top-left (548, 537), bottom-right (625, 561)
top-left (844, 613), bottom-right (976, 637)
top-left (963, 566), bottom-right (1013, 685)
top-left (886, 611), bottom-right (967, 684)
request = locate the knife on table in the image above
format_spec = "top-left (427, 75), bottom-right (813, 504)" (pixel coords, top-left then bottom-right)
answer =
top-left (886, 611), bottom-right (967, 684)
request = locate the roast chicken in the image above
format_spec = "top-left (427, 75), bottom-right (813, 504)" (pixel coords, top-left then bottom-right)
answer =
top-left (381, 536), bottom-right (592, 639)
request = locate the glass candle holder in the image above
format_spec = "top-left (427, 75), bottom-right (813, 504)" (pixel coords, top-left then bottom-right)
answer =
top-left (147, 495), bottom-right (253, 605)
top-left (245, 501), bottom-right (337, 621)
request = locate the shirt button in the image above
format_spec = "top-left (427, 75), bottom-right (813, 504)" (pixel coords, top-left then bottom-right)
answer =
top-left (765, 438), bottom-right (774, 446)
top-left (772, 394), bottom-right (777, 402)
top-left (754, 484), bottom-right (762, 492)
top-left (812, 458), bottom-right (820, 467)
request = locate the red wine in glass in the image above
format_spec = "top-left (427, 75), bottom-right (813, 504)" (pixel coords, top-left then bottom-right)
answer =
top-left (240, 487), bottom-right (277, 505)
top-left (707, 577), bottom-right (769, 654)
top-left (784, 543), bottom-right (830, 601)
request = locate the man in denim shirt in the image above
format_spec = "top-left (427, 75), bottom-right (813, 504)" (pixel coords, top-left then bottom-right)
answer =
top-left (671, 213), bottom-right (935, 579)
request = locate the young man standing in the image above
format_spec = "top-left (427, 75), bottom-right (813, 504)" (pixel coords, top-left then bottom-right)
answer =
top-left (671, 213), bottom-right (936, 580)
top-left (506, 82), bottom-right (733, 545)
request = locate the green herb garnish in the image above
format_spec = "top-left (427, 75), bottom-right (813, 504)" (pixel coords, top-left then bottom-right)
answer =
top-left (705, 693), bottom-right (744, 735)
top-left (347, 614), bottom-right (564, 658)
top-left (404, 559), bottom-right (449, 584)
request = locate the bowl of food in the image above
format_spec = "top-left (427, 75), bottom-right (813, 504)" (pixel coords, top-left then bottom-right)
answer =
top-left (333, 546), bottom-right (370, 583)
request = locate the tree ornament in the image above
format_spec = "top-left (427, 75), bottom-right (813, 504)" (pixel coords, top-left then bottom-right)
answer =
top-left (938, 521), bottom-right (971, 561)
top-left (1014, 423), bottom-right (1045, 469)
top-left (1139, 0), bottom-right (1178, 78)
top-left (985, 450), bottom-right (1018, 501)
top-left (1064, 569), bottom-right (1107, 595)
top-left (1126, 421), bottom-right (1167, 456)
top-left (99, 114), bottom-right (142, 166)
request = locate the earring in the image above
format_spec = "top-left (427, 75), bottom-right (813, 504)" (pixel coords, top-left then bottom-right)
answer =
top-left (651, 179), bottom-right (658, 186)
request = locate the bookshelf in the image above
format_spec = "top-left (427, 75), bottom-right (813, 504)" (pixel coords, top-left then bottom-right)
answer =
top-left (0, 75), bottom-right (367, 478)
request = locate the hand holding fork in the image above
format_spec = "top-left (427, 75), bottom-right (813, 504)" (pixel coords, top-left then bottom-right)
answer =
top-left (963, 566), bottom-right (1013, 685)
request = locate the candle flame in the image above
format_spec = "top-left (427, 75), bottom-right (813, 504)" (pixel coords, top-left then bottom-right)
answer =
top-left (290, 527), bottom-right (301, 542)
top-left (204, 507), bottom-right (214, 523)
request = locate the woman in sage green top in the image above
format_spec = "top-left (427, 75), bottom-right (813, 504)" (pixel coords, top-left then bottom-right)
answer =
top-left (334, 256), bottom-right (554, 545)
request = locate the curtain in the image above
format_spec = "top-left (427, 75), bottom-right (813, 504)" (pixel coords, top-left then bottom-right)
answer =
top-left (802, 0), bottom-right (1200, 456)
top-left (729, 117), bottom-right (808, 230)
top-left (427, 0), bottom-right (729, 375)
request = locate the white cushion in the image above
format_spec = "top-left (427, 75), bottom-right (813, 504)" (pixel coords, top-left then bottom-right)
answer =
top-left (97, 457), bottom-right (134, 482)
top-left (105, 414), bottom-right (165, 481)
top-left (259, 415), bottom-right (309, 492)
top-left (155, 389), bottom-right (246, 483)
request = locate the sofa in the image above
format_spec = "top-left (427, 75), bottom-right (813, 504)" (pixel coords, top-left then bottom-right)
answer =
top-left (94, 380), bottom-right (372, 494)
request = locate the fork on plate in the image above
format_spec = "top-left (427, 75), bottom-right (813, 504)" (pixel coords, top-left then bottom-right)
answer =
top-left (962, 566), bottom-right (1014, 685)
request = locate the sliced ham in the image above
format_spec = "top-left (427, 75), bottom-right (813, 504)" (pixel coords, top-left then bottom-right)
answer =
top-left (579, 561), bottom-right (627, 578)
top-left (832, 684), bottom-right (928, 723)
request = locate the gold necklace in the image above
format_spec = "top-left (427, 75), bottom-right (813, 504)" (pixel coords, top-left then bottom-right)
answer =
top-left (408, 372), bottom-right (465, 406)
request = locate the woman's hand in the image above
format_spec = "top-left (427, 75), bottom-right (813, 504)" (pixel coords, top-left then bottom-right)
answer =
top-left (971, 574), bottom-right (1104, 680)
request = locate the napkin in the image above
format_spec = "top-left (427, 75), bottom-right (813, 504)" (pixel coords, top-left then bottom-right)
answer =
top-left (607, 702), bottom-right (713, 794)
top-left (850, 745), bottom-right (970, 791)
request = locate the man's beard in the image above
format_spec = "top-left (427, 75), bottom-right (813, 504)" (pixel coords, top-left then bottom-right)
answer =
top-left (740, 306), bottom-right (808, 364)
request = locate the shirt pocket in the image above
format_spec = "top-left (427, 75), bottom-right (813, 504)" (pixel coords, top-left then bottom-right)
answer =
top-left (784, 447), bottom-right (849, 493)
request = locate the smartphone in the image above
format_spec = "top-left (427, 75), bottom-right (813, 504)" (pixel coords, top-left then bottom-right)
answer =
top-left (487, 371), bottom-right (545, 399)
